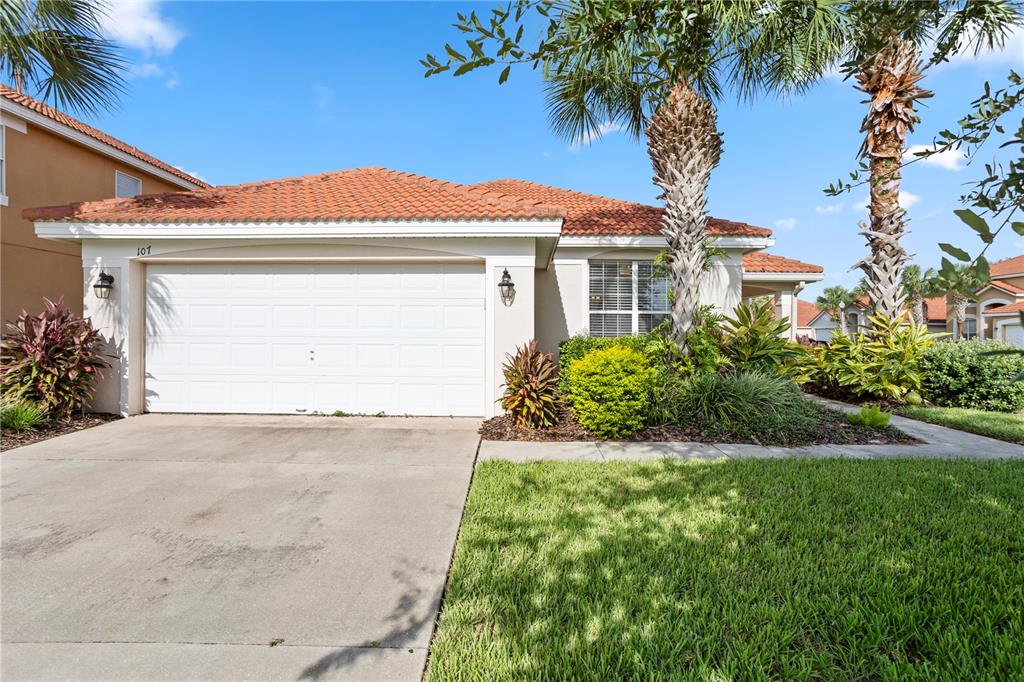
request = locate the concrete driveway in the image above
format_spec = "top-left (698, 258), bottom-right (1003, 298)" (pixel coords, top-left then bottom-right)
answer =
top-left (1, 414), bottom-right (480, 681)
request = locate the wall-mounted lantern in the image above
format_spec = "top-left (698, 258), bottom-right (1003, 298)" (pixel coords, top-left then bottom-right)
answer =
top-left (498, 269), bottom-right (515, 307)
top-left (93, 272), bottom-right (115, 300)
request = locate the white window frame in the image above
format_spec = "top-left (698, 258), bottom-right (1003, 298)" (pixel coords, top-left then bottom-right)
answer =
top-left (115, 170), bottom-right (142, 198)
top-left (588, 259), bottom-right (670, 337)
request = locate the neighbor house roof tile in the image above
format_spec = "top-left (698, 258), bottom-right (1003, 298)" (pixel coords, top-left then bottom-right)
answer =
top-left (983, 301), bottom-right (1024, 315)
top-left (987, 279), bottom-right (1024, 295)
top-left (796, 299), bottom-right (820, 327)
top-left (742, 252), bottom-right (823, 274)
top-left (923, 295), bottom-right (948, 322)
top-left (23, 167), bottom-right (566, 223)
top-left (1, 84), bottom-right (208, 189)
top-left (471, 179), bottom-right (772, 237)
top-left (990, 254), bottom-right (1024, 278)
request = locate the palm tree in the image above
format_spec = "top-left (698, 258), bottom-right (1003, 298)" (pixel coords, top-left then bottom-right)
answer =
top-left (901, 264), bottom-right (941, 326)
top-left (425, 2), bottom-right (843, 353)
top-left (837, 1), bottom-right (1021, 321)
top-left (1, 0), bottom-right (126, 115)
top-left (943, 264), bottom-right (987, 340)
top-left (816, 285), bottom-right (856, 336)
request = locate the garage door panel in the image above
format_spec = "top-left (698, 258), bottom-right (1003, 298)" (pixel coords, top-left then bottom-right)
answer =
top-left (145, 263), bottom-right (485, 415)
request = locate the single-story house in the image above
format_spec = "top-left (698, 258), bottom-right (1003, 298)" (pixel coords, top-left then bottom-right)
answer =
top-left (954, 254), bottom-right (1024, 346)
top-left (25, 167), bottom-right (823, 417)
top-left (803, 297), bottom-right (870, 342)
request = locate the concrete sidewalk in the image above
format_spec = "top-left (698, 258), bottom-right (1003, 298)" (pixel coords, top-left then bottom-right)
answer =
top-left (479, 399), bottom-right (1024, 462)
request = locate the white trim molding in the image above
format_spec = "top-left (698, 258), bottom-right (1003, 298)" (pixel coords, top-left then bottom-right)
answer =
top-left (0, 99), bottom-right (204, 190)
top-left (556, 235), bottom-right (774, 250)
top-left (34, 219), bottom-right (565, 241)
top-left (742, 271), bottom-right (824, 283)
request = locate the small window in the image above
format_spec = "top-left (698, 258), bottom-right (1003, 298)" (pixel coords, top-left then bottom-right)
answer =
top-left (115, 171), bottom-right (141, 198)
top-left (962, 318), bottom-right (977, 339)
top-left (589, 260), bottom-right (670, 337)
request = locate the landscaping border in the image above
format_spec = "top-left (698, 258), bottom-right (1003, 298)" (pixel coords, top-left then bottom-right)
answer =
top-left (479, 397), bottom-right (1024, 461)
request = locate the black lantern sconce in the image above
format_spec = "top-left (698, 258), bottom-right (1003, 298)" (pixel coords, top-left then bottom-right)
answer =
top-left (93, 272), bottom-right (115, 300)
top-left (498, 268), bottom-right (515, 307)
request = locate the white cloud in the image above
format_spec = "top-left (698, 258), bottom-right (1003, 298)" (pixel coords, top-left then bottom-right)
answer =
top-left (815, 203), bottom-right (844, 214)
top-left (570, 122), bottom-right (624, 150)
top-left (774, 217), bottom-right (797, 231)
top-left (174, 166), bottom-right (206, 183)
top-left (127, 62), bottom-right (179, 88)
top-left (904, 144), bottom-right (965, 171)
top-left (102, 1), bottom-right (183, 54)
top-left (941, 25), bottom-right (1024, 67)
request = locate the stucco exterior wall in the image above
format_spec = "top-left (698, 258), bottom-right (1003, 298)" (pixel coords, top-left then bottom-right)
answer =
top-left (535, 262), bottom-right (582, 356)
top-left (1, 118), bottom-right (186, 322)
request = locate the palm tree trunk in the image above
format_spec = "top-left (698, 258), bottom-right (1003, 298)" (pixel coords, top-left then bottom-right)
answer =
top-left (855, 34), bottom-right (932, 322)
top-left (910, 294), bottom-right (925, 326)
top-left (952, 292), bottom-right (968, 340)
top-left (646, 82), bottom-right (722, 354)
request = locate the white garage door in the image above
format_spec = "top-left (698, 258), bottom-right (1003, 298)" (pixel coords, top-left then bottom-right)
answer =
top-left (145, 262), bottom-right (486, 416)
top-left (1006, 323), bottom-right (1024, 348)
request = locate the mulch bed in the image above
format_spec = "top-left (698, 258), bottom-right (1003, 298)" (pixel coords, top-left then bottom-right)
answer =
top-left (480, 407), bottom-right (918, 447)
top-left (1, 413), bottom-right (121, 452)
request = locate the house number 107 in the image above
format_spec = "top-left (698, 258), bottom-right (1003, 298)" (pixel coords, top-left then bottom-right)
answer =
top-left (136, 245), bottom-right (152, 256)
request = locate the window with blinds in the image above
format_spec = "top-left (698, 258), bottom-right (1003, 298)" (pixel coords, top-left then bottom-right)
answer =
top-left (589, 260), bottom-right (670, 337)
top-left (115, 171), bottom-right (142, 198)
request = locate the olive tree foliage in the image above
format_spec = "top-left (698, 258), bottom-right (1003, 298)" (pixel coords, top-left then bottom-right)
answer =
top-left (421, 1), bottom-right (844, 353)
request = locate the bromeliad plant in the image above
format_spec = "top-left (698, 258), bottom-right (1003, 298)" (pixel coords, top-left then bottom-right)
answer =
top-left (0, 297), bottom-right (110, 418)
top-left (721, 299), bottom-right (804, 375)
top-left (500, 340), bottom-right (559, 429)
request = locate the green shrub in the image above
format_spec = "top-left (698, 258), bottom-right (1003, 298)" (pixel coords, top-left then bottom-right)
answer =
top-left (808, 315), bottom-right (940, 402)
top-left (847, 405), bottom-right (892, 428)
top-left (654, 370), bottom-right (804, 425)
top-left (500, 340), bottom-right (559, 428)
top-left (1, 297), bottom-right (110, 417)
top-left (564, 346), bottom-right (656, 439)
top-left (920, 340), bottom-right (1024, 412)
top-left (721, 299), bottom-right (804, 375)
top-left (0, 395), bottom-right (45, 431)
top-left (559, 332), bottom-right (668, 389)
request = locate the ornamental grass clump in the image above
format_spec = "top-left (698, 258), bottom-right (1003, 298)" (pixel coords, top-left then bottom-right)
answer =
top-left (500, 340), bottom-right (559, 429)
top-left (0, 297), bottom-right (109, 417)
top-left (564, 346), bottom-right (656, 439)
top-left (0, 395), bottom-right (45, 432)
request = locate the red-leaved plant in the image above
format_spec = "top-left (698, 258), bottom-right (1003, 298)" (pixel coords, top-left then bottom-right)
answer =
top-left (1, 297), bottom-right (110, 417)
top-left (500, 339), bottom-right (559, 428)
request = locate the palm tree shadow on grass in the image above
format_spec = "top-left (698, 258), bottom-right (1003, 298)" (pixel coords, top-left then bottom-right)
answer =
top-left (425, 458), bottom-right (1024, 680)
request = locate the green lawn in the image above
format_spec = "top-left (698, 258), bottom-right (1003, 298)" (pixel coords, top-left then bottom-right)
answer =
top-left (901, 405), bottom-right (1024, 444)
top-left (427, 459), bottom-right (1024, 680)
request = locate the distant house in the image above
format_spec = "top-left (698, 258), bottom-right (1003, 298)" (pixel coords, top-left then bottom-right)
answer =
top-left (0, 85), bottom-right (207, 322)
top-left (802, 297), bottom-right (870, 342)
top-left (953, 254), bottom-right (1024, 347)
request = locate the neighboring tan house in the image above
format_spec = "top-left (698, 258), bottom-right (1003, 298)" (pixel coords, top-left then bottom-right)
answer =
top-left (953, 254), bottom-right (1024, 346)
top-left (25, 167), bottom-right (822, 417)
top-left (0, 85), bottom-right (207, 322)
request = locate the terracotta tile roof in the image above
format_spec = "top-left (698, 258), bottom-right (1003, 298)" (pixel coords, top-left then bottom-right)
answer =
top-left (986, 279), bottom-right (1024, 295)
top-left (23, 167), bottom-right (566, 224)
top-left (742, 252), bottom-right (823, 274)
top-left (983, 301), bottom-right (1024, 315)
top-left (923, 295), bottom-right (947, 323)
top-left (990, 254), bottom-right (1024, 277)
top-left (796, 299), bottom-right (820, 327)
top-left (471, 179), bottom-right (772, 237)
top-left (1, 84), bottom-right (208, 189)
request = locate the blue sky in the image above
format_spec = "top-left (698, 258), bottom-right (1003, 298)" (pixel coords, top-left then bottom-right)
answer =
top-left (82, 1), bottom-right (1024, 299)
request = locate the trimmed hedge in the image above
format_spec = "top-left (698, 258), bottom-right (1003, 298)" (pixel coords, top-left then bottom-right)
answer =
top-left (558, 332), bottom-right (669, 393)
top-left (920, 340), bottom-right (1024, 412)
top-left (563, 346), bottom-right (656, 439)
